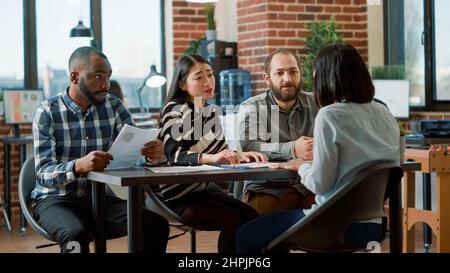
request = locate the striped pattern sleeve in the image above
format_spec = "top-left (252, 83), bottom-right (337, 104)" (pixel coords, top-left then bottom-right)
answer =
top-left (159, 101), bottom-right (201, 166)
top-left (157, 101), bottom-right (229, 201)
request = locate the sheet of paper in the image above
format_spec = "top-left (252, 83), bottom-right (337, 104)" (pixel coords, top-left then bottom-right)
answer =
top-left (145, 165), bottom-right (223, 173)
top-left (106, 124), bottom-right (160, 170)
top-left (216, 162), bottom-right (277, 169)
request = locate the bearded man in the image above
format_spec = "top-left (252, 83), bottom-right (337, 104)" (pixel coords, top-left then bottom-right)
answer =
top-left (238, 49), bottom-right (319, 215)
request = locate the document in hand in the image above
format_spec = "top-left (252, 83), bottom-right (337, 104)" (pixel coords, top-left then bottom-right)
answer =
top-left (106, 124), bottom-right (160, 169)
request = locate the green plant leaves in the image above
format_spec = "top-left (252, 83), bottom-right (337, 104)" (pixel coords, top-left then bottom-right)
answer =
top-left (371, 65), bottom-right (406, 80)
top-left (302, 18), bottom-right (343, 92)
top-left (204, 3), bottom-right (216, 30)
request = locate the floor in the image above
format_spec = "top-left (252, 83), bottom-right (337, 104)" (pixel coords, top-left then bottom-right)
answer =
top-left (0, 216), bottom-right (436, 253)
top-left (0, 216), bottom-right (221, 253)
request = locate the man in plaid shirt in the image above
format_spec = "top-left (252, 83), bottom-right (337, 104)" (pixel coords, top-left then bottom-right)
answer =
top-left (31, 46), bottom-right (169, 253)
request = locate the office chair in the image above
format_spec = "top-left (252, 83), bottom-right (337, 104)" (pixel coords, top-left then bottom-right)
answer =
top-left (18, 157), bottom-right (59, 249)
top-left (265, 162), bottom-right (403, 253)
top-left (145, 186), bottom-right (220, 253)
top-left (19, 157), bottom-right (123, 251)
top-left (0, 195), bottom-right (12, 232)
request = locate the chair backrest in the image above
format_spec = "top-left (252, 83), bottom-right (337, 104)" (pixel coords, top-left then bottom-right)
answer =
top-left (267, 162), bottom-right (403, 252)
top-left (18, 157), bottom-right (54, 241)
top-left (145, 186), bottom-right (219, 232)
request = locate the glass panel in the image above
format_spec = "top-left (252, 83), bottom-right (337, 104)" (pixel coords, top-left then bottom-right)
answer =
top-left (36, 0), bottom-right (91, 98)
top-left (404, 0), bottom-right (425, 106)
top-left (102, 0), bottom-right (163, 109)
top-left (0, 0), bottom-right (24, 89)
top-left (435, 0), bottom-right (450, 101)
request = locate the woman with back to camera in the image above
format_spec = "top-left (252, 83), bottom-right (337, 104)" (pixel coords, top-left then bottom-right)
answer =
top-left (235, 42), bottom-right (400, 253)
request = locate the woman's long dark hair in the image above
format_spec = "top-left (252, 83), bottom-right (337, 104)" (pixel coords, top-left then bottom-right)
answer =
top-left (164, 54), bottom-right (211, 107)
top-left (313, 42), bottom-right (374, 107)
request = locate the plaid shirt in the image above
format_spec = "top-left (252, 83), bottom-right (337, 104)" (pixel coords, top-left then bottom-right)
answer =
top-left (31, 89), bottom-right (134, 200)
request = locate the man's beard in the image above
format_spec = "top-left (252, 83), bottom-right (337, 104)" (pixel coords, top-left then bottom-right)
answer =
top-left (79, 78), bottom-right (105, 106)
top-left (270, 80), bottom-right (301, 102)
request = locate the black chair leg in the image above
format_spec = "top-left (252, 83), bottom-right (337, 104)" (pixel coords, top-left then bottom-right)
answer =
top-left (0, 195), bottom-right (12, 232)
top-left (190, 230), bottom-right (196, 253)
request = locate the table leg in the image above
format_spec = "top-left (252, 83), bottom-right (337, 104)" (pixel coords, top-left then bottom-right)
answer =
top-left (436, 173), bottom-right (450, 253)
top-left (423, 173), bottom-right (432, 252)
top-left (128, 186), bottom-right (143, 253)
top-left (92, 181), bottom-right (106, 253)
top-left (403, 171), bottom-right (416, 253)
top-left (389, 180), bottom-right (402, 253)
top-left (3, 143), bottom-right (11, 231)
top-left (18, 144), bottom-right (27, 236)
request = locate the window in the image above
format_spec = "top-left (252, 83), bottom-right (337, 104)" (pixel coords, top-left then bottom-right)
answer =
top-left (102, 0), bottom-right (163, 109)
top-left (434, 0), bottom-right (450, 101)
top-left (404, 0), bottom-right (425, 106)
top-left (0, 0), bottom-right (24, 89)
top-left (36, 0), bottom-right (91, 98)
top-left (385, 0), bottom-right (450, 110)
top-left (1, 0), bottom-right (165, 105)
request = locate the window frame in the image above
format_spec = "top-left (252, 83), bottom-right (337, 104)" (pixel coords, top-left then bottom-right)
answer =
top-left (384, 0), bottom-right (450, 111)
top-left (19, 0), bottom-right (166, 110)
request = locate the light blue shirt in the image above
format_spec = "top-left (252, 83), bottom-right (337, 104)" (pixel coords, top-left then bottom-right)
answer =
top-left (298, 101), bottom-right (400, 215)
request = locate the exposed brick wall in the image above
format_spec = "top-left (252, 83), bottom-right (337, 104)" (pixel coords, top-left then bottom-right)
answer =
top-left (410, 112), bottom-right (450, 121)
top-left (237, 0), bottom-right (369, 94)
top-left (171, 0), bottom-right (369, 94)
top-left (0, 117), bottom-right (32, 223)
top-left (172, 0), bottom-right (208, 64)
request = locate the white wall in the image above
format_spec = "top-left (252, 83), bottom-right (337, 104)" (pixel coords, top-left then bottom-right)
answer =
top-left (215, 0), bottom-right (238, 42)
top-left (165, 0), bottom-right (174, 90)
top-left (368, 1), bottom-right (385, 69)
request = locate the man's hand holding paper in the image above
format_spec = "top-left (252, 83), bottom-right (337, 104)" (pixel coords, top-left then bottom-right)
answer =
top-left (106, 124), bottom-right (161, 169)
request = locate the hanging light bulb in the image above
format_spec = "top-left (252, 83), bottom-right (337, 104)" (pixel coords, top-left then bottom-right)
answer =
top-left (70, 20), bottom-right (92, 38)
top-left (69, 0), bottom-right (92, 38)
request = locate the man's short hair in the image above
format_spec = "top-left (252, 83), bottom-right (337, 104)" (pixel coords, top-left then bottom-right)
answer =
top-left (263, 49), bottom-right (302, 75)
top-left (68, 46), bottom-right (108, 71)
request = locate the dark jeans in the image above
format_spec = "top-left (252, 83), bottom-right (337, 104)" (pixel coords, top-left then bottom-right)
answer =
top-left (33, 190), bottom-right (169, 253)
top-left (236, 209), bottom-right (383, 253)
top-left (160, 183), bottom-right (258, 253)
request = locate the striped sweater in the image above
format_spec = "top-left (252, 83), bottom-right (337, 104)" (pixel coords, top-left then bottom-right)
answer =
top-left (158, 100), bottom-right (228, 201)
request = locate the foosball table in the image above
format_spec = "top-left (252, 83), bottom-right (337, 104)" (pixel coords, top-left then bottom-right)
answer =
top-left (403, 147), bottom-right (450, 252)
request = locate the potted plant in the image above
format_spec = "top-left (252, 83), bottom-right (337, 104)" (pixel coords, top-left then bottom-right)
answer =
top-left (398, 120), bottom-right (409, 162)
top-left (184, 36), bottom-right (204, 55)
top-left (204, 3), bottom-right (216, 41)
top-left (302, 18), bottom-right (343, 92)
top-left (371, 65), bottom-right (406, 80)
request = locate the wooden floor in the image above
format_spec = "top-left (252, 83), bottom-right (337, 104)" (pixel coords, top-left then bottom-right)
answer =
top-left (0, 217), bottom-right (436, 253)
top-left (0, 218), bottom-right (221, 253)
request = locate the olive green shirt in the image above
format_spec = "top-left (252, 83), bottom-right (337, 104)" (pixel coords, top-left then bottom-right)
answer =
top-left (238, 90), bottom-right (319, 198)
